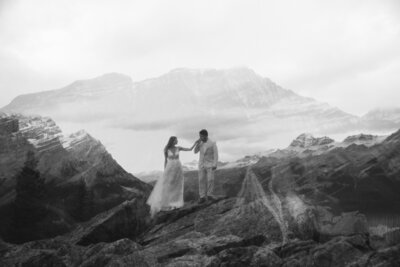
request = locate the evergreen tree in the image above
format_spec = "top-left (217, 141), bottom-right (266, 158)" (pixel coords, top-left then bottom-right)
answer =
top-left (83, 185), bottom-right (95, 221)
top-left (72, 177), bottom-right (95, 221)
top-left (74, 178), bottom-right (89, 221)
top-left (12, 150), bottom-right (46, 242)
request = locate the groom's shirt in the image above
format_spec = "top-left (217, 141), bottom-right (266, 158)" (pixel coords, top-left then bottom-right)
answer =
top-left (197, 138), bottom-right (218, 169)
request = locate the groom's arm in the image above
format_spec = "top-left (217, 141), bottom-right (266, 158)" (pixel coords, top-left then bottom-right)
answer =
top-left (212, 142), bottom-right (218, 169)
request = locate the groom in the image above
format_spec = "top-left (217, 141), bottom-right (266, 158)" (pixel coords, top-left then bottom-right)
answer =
top-left (194, 129), bottom-right (218, 203)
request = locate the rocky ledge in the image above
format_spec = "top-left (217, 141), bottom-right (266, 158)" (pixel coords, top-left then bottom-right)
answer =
top-left (1, 195), bottom-right (400, 267)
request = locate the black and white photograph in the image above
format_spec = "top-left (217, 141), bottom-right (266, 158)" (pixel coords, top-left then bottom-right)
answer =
top-left (1, 0), bottom-right (400, 266)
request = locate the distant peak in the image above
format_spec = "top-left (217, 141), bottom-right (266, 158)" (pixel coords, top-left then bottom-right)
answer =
top-left (290, 133), bottom-right (334, 148)
top-left (61, 129), bottom-right (94, 150)
top-left (68, 129), bottom-right (89, 138)
top-left (343, 134), bottom-right (379, 143)
top-left (297, 133), bottom-right (314, 138)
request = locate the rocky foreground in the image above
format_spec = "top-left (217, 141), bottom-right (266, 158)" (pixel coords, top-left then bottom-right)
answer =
top-left (1, 195), bottom-right (399, 267)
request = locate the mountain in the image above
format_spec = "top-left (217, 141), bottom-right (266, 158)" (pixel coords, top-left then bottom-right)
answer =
top-left (255, 129), bottom-right (400, 215)
top-left (181, 128), bottom-right (400, 214)
top-left (0, 113), bottom-right (151, 243)
top-left (289, 133), bottom-right (335, 148)
top-left (0, 67), bottom-right (374, 173)
top-left (268, 132), bottom-right (386, 158)
top-left (139, 131), bottom-right (388, 184)
top-left (2, 73), bottom-right (134, 117)
top-left (208, 131), bottom-right (385, 171)
top-left (2, 68), bottom-right (360, 131)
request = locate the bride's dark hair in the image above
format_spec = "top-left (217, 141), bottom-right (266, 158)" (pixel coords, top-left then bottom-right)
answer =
top-left (164, 136), bottom-right (177, 156)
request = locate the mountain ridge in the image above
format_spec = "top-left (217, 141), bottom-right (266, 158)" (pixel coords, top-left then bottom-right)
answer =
top-left (3, 68), bottom-right (397, 121)
top-left (0, 113), bottom-right (152, 243)
top-left (0, 67), bottom-right (351, 114)
top-left (137, 131), bottom-right (388, 184)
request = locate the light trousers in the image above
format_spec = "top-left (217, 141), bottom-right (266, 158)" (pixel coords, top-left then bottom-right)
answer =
top-left (198, 167), bottom-right (215, 198)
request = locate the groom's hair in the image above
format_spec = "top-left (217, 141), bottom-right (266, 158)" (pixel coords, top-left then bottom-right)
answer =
top-left (199, 129), bottom-right (208, 136)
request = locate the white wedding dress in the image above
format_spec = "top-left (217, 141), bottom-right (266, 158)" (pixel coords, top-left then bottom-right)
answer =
top-left (146, 148), bottom-right (185, 217)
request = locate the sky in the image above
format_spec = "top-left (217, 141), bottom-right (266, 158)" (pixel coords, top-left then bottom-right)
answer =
top-left (1, 0), bottom-right (400, 116)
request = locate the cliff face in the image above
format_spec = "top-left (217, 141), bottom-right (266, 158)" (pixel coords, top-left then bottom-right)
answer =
top-left (0, 115), bottom-right (19, 134)
top-left (0, 114), bottom-right (152, 243)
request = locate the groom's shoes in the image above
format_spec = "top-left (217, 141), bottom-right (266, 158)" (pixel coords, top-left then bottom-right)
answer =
top-left (198, 196), bottom-right (217, 204)
top-left (207, 195), bottom-right (217, 202)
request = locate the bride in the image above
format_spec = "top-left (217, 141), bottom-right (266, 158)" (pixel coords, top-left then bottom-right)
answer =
top-left (146, 136), bottom-right (198, 217)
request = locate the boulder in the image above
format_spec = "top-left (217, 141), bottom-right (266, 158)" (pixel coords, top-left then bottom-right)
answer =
top-left (319, 211), bottom-right (368, 238)
top-left (274, 234), bottom-right (370, 267)
top-left (250, 247), bottom-right (283, 267)
top-left (369, 225), bottom-right (400, 249)
top-left (65, 198), bottom-right (150, 245)
top-left (79, 238), bottom-right (144, 267)
top-left (141, 197), bottom-right (281, 247)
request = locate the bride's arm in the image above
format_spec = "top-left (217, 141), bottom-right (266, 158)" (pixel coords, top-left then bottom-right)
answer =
top-left (178, 140), bottom-right (199, 151)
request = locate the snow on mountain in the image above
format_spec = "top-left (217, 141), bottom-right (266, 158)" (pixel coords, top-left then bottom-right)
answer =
top-left (268, 132), bottom-right (388, 158)
top-left (342, 133), bottom-right (387, 146)
top-left (61, 130), bottom-right (91, 150)
top-left (215, 132), bottom-right (388, 168)
top-left (289, 133), bottom-right (335, 148)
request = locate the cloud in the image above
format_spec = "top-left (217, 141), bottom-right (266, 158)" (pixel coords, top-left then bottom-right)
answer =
top-left (112, 120), bottom-right (174, 132)
top-left (109, 113), bottom-right (247, 138)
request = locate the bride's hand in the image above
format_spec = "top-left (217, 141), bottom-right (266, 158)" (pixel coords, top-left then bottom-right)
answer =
top-left (191, 139), bottom-right (200, 149)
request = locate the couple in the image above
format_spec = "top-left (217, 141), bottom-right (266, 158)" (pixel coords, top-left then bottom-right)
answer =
top-left (146, 129), bottom-right (218, 217)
